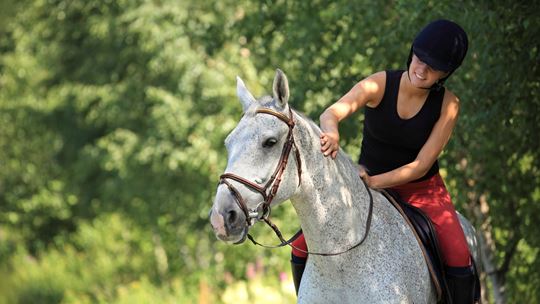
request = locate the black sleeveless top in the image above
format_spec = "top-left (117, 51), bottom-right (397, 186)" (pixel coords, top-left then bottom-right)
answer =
top-left (358, 70), bottom-right (445, 182)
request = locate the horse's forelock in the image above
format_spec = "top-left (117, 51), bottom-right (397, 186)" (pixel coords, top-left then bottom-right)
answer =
top-left (244, 95), bottom-right (284, 117)
top-left (258, 95), bottom-right (277, 109)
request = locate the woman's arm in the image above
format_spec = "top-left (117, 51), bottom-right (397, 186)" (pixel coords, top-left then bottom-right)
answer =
top-left (320, 71), bottom-right (386, 158)
top-left (363, 90), bottom-right (460, 189)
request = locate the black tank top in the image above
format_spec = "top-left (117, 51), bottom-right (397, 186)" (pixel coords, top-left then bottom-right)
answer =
top-left (358, 70), bottom-right (445, 182)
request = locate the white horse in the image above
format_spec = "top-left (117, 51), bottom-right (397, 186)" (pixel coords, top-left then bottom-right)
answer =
top-left (209, 69), bottom-right (478, 303)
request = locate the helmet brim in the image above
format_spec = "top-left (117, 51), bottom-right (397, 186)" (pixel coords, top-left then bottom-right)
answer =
top-left (413, 47), bottom-right (452, 73)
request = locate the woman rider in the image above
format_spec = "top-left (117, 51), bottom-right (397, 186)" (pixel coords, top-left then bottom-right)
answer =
top-left (290, 19), bottom-right (477, 303)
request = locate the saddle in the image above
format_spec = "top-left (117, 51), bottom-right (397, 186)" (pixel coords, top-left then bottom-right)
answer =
top-left (381, 189), bottom-right (476, 304)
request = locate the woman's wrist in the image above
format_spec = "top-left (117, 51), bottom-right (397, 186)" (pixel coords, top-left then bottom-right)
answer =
top-left (368, 175), bottom-right (381, 189)
top-left (320, 110), bottom-right (339, 132)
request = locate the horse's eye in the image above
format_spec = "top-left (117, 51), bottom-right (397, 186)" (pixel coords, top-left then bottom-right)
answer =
top-left (263, 138), bottom-right (277, 148)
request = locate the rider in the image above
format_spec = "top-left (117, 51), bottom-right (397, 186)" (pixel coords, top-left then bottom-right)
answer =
top-left (290, 19), bottom-right (477, 303)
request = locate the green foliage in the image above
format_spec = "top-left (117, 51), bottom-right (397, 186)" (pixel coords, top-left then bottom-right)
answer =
top-left (441, 2), bottom-right (540, 302)
top-left (0, 0), bottom-right (538, 303)
top-left (0, 213), bottom-right (194, 303)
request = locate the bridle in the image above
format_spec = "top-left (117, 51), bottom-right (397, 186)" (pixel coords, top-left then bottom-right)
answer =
top-left (218, 106), bottom-right (374, 256)
top-left (219, 107), bottom-right (302, 226)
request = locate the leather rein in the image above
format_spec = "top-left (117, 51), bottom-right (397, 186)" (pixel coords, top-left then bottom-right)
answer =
top-left (219, 107), bottom-right (374, 256)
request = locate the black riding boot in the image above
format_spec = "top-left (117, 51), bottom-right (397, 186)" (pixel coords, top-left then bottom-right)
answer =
top-left (290, 255), bottom-right (306, 295)
top-left (445, 265), bottom-right (476, 304)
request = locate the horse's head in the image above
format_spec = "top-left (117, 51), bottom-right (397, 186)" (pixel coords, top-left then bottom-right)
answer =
top-left (209, 69), bottom-right (302, 244)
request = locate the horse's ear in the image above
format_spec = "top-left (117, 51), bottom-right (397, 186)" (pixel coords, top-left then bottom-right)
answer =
top-left (273, 69), bottom-right (289, 108)
top-left (236, 76), bottom-right (256, 112)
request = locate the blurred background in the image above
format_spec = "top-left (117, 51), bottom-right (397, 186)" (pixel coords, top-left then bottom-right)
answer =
top-left (0, 0), bottom-right (538, 303)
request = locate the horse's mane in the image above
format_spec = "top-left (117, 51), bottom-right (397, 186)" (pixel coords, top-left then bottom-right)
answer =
top-left (293, 106), bottom-right (360, 171)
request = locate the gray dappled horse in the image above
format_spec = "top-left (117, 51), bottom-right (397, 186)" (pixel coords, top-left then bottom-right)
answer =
top-left (209, 69), bottom-right (479, 303)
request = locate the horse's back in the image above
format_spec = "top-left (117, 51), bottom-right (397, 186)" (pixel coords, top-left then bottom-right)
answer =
top-left (458, 212), bottom-right (480, 266)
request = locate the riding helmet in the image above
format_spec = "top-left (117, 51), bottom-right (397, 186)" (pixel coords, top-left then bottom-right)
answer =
top-left (407, 19), bottom-right (469, 88)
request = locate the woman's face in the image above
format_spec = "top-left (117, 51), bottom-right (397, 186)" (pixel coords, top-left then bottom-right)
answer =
top-left (408, 54), bottom-right (449, 88)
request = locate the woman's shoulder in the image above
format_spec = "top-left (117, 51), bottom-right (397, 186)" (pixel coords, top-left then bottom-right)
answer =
top-left (363, 70), bottom-right (386, 83)
top-left (361, 71), bottom-right (388, 93)
top-left (368, 70), bottom-right (407, 88)
top-left (440, 88), bottom-right (460, 116)
top-left (442, 88), bottom-right (460, 106)
top-left (362, 71), bottom-right (387, 108)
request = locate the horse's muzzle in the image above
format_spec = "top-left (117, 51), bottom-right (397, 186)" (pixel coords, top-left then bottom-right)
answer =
top-left (209, 204), bottom-right (248, 244)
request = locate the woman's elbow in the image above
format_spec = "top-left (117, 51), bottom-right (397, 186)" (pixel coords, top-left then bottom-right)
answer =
top-left (413, 159), bottom-right (432, 178)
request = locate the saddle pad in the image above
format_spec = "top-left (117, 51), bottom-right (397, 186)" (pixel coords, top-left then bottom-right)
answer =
top-left (381, 189), bottom-right (451, 303)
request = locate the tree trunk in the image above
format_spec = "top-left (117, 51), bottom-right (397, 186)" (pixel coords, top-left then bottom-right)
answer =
top-left (478, 230), bottom-right (505, 304)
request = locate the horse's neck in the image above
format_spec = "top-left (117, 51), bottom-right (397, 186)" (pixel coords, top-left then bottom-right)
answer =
top-left (291, 114), bottom-right (370, 254)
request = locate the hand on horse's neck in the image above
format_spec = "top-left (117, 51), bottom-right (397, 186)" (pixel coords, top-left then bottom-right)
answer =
top-left (291, 118), bottom-right (370, 254)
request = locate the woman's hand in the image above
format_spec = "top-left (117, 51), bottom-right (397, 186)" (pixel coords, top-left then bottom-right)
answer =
top-left (320, 131), bottom-right (339, 159)
top-left (358, 165), bottom-right (379, 189)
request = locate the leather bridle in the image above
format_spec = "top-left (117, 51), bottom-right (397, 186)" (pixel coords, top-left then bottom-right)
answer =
top-left (219, 107), bottom-right (302, 227)
top-left (218, 106), bottom-right (374, 256)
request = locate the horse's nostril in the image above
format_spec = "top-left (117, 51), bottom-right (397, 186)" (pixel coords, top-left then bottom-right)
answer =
top-left (227, 210), bottom-right (237, 224)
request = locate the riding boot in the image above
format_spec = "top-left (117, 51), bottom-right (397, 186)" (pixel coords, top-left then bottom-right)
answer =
top-left (472, 260), bottom-right (482, 303)
top-left (290, 254), bottom-right (306, 295)
top-left (445, 265), bottom-right (476, 304)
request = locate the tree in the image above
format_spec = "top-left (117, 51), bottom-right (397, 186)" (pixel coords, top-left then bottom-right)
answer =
top-left (0, 0), bottom-right (538, 303)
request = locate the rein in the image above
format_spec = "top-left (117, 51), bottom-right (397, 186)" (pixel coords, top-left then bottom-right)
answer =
top-left (248, 177), bottom-right (374, 257)
top-left (219, 107), bottom-right (374, 256)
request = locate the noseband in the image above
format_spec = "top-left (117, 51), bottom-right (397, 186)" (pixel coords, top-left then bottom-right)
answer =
top-left (219, 107), bottom-right (302, 226)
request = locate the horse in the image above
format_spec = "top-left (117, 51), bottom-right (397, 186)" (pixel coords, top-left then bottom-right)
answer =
top-left (209, 69), bottom-right (479, 303)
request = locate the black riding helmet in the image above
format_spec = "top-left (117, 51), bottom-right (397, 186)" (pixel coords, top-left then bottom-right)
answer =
top-left (407, 19), bottom-right (469, 90)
